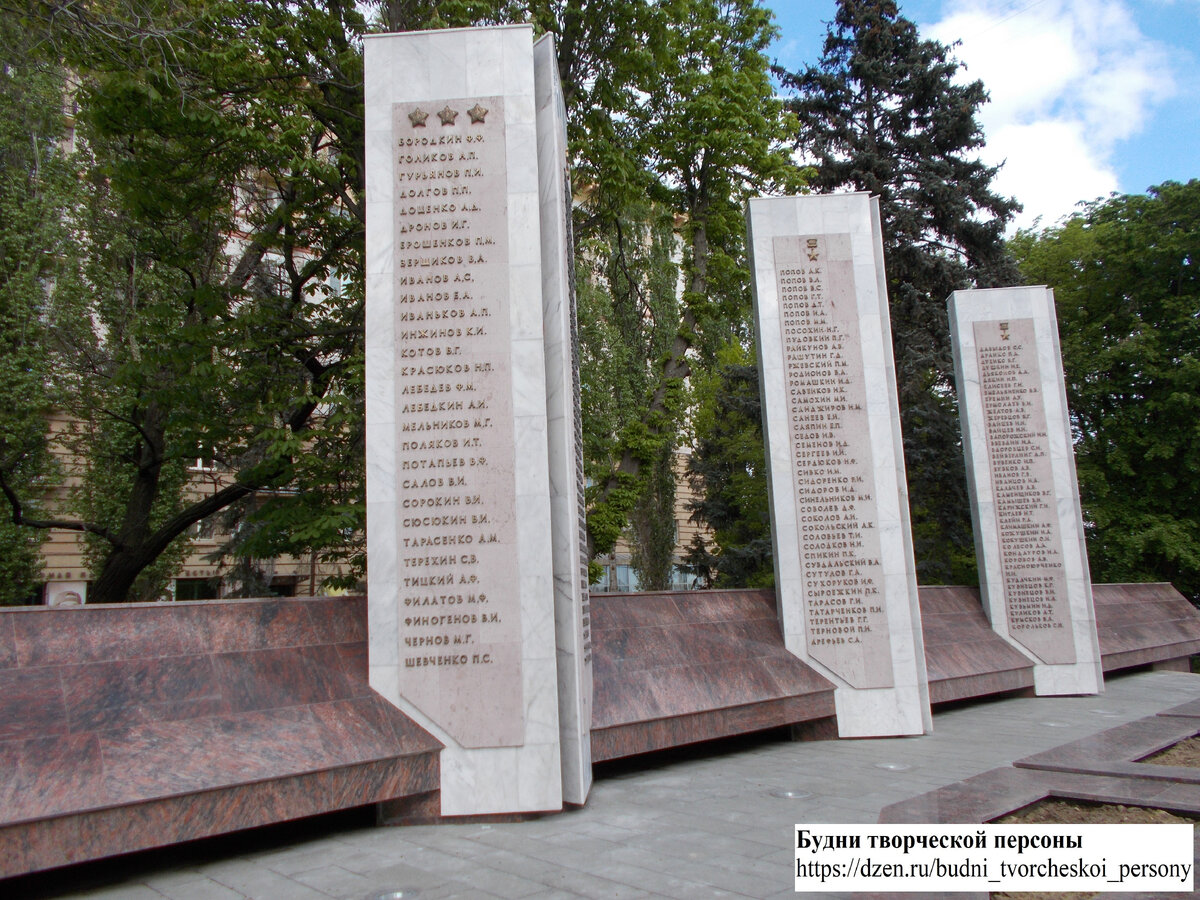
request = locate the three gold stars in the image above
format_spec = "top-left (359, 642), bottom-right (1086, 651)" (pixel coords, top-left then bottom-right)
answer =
top-left (409, 104), bottom-right (489, 128)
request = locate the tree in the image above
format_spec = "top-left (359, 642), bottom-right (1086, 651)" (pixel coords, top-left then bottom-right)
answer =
top-left (777, 0), bottom-right (1020, 584)
top-left (580, 0), bottom-right (804, 563)
top-left (4, 0), bottom-right (798, 599)
top-left (0, 16), bottom-right (71, 603)
top-left (1009, 181), bottom-right (1200, 603)
top-left (685, 341), bottom-right (773, 588)
top-left (4, 0), bottom-right (372, 602)
top-left (575, 200), bottom-right (683, 580)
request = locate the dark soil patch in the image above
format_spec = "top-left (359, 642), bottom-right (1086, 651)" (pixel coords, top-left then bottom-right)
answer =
top-left (989, 799), bottom-right (1198, 900)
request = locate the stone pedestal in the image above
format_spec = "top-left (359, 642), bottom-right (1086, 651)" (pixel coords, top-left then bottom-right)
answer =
top-left (364, 25), bottom-right (588, 815)
top-left (949, 286), bottom-right (1102, 695)
top-left (747, 193), bottom-right (931, 737)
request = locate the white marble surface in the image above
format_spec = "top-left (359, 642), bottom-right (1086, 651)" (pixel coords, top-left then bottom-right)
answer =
top-left (949, 286), bottom-right (1103, 695)
top-left (534, 34), bottom-right (592, 807)
top-left (365, 25), bottom-right (565, 816)
top-left (747, 193), bottom-right (931, 737)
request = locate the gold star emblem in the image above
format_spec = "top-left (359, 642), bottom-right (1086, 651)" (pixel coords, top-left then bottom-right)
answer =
top-left (467, 103), bottom-right (488, 124)
top-left (437, 105), bottom-right (458, 126)
top-left (408, 108), bottom-right (428, 127)
top-left (805, 238), bottom-right (820, 262)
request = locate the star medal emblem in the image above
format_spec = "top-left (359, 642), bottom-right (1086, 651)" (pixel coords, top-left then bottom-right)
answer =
top-left (438, 105), bottom-right (458, 126)
top-left (805, 238), bottom-right (820, 262)
top-left (408, 108), bottom-right (428, 128)
top-left (467, 103), bottom-right (488, 124)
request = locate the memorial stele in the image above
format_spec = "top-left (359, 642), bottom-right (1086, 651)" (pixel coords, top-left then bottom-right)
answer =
top-left (747, 193), bottom-right (932, 737)
top-left (949, 286), bottom-right (1103, 696)
top-left (364, 25), bottom-right (591, 816)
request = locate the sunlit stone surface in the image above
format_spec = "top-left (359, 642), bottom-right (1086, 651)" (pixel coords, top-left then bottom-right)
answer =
top-left (747, 193), bottom-right (931, 737)
top-left (949, 286), bottom-right (1102, 696)
top-left (365, 25), bottom-right (586, 815)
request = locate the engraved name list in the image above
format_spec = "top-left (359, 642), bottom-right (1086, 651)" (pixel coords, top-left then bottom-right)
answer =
top-left (392, 98), bottom-right (524, 746)
top-left (773, 234), bottom-right (893, 689)
top-left (974, 318), bottom-right (1075, 665)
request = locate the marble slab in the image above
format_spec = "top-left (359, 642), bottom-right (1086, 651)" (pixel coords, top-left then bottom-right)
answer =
top-left (746, 193), bottom-right (931, 737)
top-left (364, 25), bottom-right (567, 816)
top-left (589, 590), bottom-right (836, 760)
top-left (0, 598), bottom-right (441, 878)
top-left (949, 286), bottom-right (1103, 695)
top-left (533, 33), bottom-right (592, 806)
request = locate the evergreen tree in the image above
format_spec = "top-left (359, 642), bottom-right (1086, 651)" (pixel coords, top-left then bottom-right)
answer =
top-left (1010, 181), bottom-right (1200, 603)
top-left (777, 0), bottom-right (1020, 584)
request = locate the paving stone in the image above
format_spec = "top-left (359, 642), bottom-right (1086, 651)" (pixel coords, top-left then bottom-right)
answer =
top-left (149, 878), bottom-right (246, 900)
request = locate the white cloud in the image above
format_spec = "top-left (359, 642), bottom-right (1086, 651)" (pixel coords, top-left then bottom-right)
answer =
top-left (924, 0), bottom-right (1174, 229)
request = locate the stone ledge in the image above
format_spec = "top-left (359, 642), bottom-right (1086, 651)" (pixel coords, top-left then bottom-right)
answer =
top-left (0, 598), bottom-right (441, 878)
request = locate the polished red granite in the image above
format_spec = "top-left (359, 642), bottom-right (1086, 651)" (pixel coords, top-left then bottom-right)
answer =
top-left (1161, 698), bottom-right (1200, 719)
top-left (880, 729), bottom-right (1200, 900)
top-left (0, 597), bottom-right (441, 878)
top-left (879, 765), bottom-right (1200, 824)
top-left (917, 586), bottom-right (1035, 704)
top-left (918, 582), bottom-right (1200, 702)
top-left (589, 590), bottom-right (837, 761)
top-left (1093, 582), bottom-right (1200, 672)
top-left (1015, 714), bottom-right (1200, 784)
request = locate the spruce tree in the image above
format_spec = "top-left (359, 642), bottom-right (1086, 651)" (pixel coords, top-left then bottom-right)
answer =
top-left (777, 0), bottom-right (1020, 583)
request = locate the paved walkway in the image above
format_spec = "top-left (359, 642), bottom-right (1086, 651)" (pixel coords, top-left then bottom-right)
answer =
top-left (21, 669), bottom-right (1200, 900)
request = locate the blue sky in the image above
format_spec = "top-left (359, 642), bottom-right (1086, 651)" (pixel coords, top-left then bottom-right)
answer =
top-left (765, 0), bottom-right (1200, 230)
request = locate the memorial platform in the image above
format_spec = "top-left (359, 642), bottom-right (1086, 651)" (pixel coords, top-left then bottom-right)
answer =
top-left (0, 597), bottom-right (441, 878)
top-left (590, 583), bottom-right (1200, 756)
top-left (2, 583), bottom-right (1196, 877)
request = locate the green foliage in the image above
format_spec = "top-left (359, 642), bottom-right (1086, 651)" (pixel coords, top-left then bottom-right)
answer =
top-left (686, 341), bottom-right (773, 588)
top-left (778, 0), bottom-right (1019, 584)
top-left (629, 443), bottom-right (677, 591)
top-left (1009, 181), bottom-right (1200, 602)
top-left (577, 198), bottom-right (683, 559)
top-left (0, 17), bottom-right (72, 603)
top-left (580, 0), bottom-right (806, 566)
top-left (3, 0), bottom-right (372, 601)
top-left (3, 0), bottom-right (803, 598)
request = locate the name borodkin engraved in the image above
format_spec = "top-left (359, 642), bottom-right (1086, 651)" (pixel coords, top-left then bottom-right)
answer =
top-left (392, 96), bottom-right (525, 746)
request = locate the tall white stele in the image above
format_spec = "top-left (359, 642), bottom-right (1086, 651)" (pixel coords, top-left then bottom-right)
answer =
top-left (364, 25), bottom-right (590, 816)
top-left (747, 193), bottom-right (931, 737)
top-left (949, 286), bottom-right (1102, 696)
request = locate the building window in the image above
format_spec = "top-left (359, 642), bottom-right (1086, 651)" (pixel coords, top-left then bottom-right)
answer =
top-left (268, 576), bottom-right (298, 597)
top-left (175, 577), bottom-right (221, 601)
top-left (613, 565), bottom-right (640, 593)
top-left (669, 566), bottom-right (698, 591)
